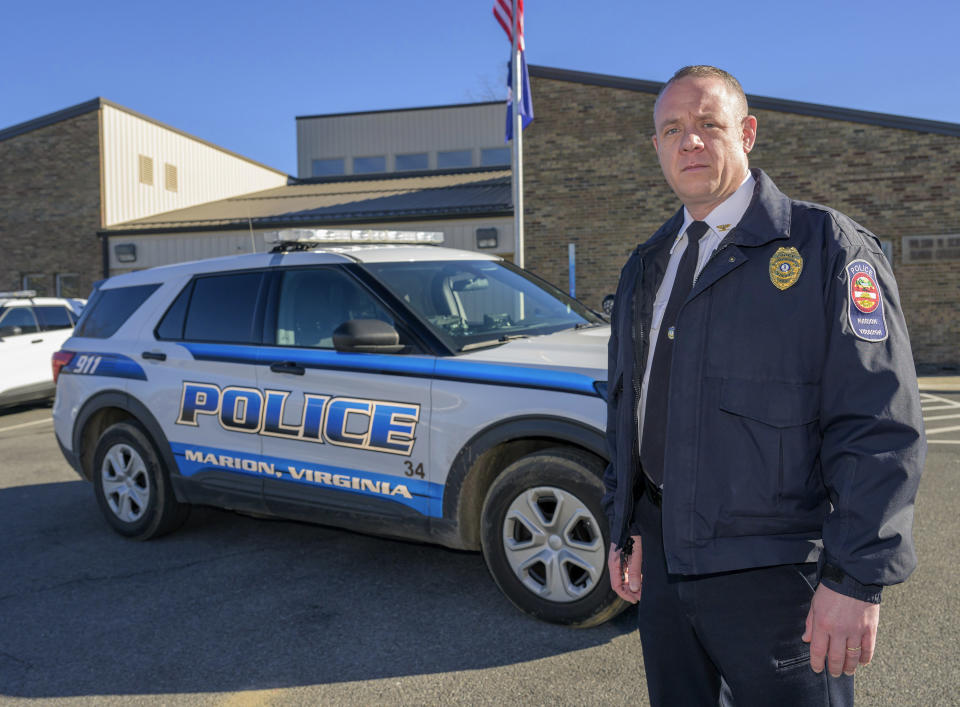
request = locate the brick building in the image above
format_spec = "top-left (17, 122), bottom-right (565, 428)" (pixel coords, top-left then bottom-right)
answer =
top-left (0, 99), bottom-right (288, 299)
top-left (522, 67), bottom-right (960, 367)
top-left (0, 108), bottom-right (102, 298)
top-left (2, 69), bottom-right (957, 366)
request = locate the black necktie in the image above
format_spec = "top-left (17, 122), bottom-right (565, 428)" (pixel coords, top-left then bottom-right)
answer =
top-left (640, 220), bottom-right (710, 487)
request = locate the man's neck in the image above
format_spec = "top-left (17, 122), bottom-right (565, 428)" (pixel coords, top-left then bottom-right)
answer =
top-left (685, 170), bottom-right (752, 221)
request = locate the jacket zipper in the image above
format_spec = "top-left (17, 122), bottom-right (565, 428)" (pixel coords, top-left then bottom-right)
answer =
top-left (631, 253), bottom-right (647, 466)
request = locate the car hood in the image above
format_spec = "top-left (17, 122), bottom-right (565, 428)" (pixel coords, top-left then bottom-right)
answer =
top-left (456, 325), bottom-right (610, 380)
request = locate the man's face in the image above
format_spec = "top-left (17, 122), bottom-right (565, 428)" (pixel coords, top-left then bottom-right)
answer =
top-left (652, 76), bottom-right (757, 219)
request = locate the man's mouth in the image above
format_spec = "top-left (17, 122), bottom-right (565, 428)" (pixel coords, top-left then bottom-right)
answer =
top-left (681, 164), bottom-right (708, 172)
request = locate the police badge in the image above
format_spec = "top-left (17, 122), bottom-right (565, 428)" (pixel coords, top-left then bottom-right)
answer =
top-left (769, 247), bottom-right (803, 290)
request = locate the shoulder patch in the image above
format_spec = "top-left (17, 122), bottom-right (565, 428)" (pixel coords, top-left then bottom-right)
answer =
top-left (846, 259), bottom-right (888, 342)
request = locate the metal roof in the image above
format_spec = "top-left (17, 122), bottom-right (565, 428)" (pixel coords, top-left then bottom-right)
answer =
top-left (103, 169), bottom-right (512, 235)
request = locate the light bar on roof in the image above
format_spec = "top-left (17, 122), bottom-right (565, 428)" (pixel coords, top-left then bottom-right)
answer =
top-left (264, 229), bottom-right (444, 245)
top-left (0, 290), bottom-right (38, 298)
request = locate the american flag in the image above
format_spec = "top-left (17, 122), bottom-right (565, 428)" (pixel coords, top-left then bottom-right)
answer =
top-left (493, 0), bottom-right (524, 51)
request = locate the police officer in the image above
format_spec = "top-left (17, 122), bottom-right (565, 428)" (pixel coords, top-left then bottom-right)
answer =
top-left (602, 65), bottom-right (925, 705)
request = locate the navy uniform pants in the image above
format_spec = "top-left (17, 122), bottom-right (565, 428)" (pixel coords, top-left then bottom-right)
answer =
top-left (634, 492), bottom-right (854, 706)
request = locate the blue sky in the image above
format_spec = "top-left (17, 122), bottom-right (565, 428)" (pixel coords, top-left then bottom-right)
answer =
top-left (2, 0), bottom-right (956, 176)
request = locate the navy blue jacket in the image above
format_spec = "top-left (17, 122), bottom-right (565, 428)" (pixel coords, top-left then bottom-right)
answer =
top-left (603, 169), bottom-right (925, 599)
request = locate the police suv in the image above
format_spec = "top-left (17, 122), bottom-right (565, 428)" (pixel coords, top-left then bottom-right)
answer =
top-left (52, 230), bottom-right (624, 627)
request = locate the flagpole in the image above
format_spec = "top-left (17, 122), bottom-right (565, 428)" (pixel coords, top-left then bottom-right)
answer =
top-left (511, 0), bottom-right (524, 269)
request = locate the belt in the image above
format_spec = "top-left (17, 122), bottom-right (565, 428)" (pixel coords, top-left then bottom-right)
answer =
top-left (635, 471), bottom-right (663, 509)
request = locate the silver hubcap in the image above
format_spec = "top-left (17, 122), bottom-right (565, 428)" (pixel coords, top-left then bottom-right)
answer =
top-left (101, 443), bottom-right (150, 523)
top-left (502, 486), bottom-right (604, 602)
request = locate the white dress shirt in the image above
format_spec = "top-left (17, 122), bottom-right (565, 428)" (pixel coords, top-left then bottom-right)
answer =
top-left (637, 171), bottom-right (756, 456)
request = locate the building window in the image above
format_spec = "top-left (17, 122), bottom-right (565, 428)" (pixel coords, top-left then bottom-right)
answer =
top-left (56, 273), bottom-right (81, 298)
top-left (138, 155), bottom-right (154, 185)
top-left (312, 158), bottom-right (345, 177)
top-left (437, 150), bottom-right (472, 169)
top-left (114, 244), bottom-right (137, 263)
top-left (353, 156), bottom-right (386, 174)
top-left (481, 147), bottom-right (510, 167)
top-left (395, 153), bottom-right (429, 171)
top-left (902, 234), bottom-right (960, 264)
top-left (21, 273), bottom-right (48, 296)
top-left (476, 228), bottom-right (499, 249)
top-left (165, 163), bottom-right (178, 192)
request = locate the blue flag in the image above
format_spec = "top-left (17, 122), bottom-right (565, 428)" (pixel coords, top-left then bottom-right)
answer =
top-left (505, 52), bottom-right (534, 142)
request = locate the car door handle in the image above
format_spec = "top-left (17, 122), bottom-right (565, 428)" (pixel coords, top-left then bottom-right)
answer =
top-left (142, 351), bottom-right (166, 361)
top-left (270, 361), bottom-right (305, 375)
top-left (31, 339), bottom-right (43, 344)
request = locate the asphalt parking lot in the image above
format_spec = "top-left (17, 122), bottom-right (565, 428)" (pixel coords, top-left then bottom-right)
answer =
top-left (1, 384), bottom-right (958, 706)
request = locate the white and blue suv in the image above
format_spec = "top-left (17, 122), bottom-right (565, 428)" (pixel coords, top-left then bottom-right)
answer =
top-left (52, 230), bottom-right (624, 627)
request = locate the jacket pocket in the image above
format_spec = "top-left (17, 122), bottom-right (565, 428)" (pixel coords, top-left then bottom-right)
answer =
top-left (718, 378), bottom-right (819, 428)
top-left (702, 379), bottom-right (822, 535)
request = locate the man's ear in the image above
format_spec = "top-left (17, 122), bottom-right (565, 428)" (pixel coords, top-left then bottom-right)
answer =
top-left (742, 115), bottom-right (758, 154)
top-left (651, 134), bottom-right (659, 155)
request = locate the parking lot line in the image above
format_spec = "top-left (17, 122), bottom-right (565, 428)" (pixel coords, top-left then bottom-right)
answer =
top-left (0, 417), bottom-right (52, 434)
top-left (922, 413), bottom-right (960, 422)
top-left (924, 424), bottom-right (960, 435)
top-left (920, 393), bottom-right (960, 406)
top-left (927, 440), bottom-right (960, 444)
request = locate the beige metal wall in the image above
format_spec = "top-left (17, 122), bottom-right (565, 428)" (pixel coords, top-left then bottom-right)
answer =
top-left (296, 104), bottom-right (506, 178)
top-left (106, 217), bottom-right (515, 275)
top-left (101, 105), bottom-right (288, 227)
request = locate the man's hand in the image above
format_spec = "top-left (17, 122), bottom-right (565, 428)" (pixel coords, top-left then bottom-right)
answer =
top-left (802, 583), bottom-right (880, 677)
top-left (607, 535), bottom-right (643, 603)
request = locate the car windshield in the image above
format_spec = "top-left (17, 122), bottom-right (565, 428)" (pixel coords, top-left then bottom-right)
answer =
top-left (363, 259), bottom-right (603, 352)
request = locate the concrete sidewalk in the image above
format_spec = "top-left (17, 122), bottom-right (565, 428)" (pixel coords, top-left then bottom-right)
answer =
top-left (917, 375), bottom-right (960, 392)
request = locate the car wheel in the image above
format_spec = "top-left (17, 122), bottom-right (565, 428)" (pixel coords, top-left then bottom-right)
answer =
top-left (92, 421), bottom-right (189, 540)
top-left (480, 447), bottom-right (628, 628)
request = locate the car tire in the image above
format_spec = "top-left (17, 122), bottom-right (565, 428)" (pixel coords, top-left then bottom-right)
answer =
top-left (480, 447), bottom-right (628, 628)
top-left (92, 420), bottom-right (189, 540)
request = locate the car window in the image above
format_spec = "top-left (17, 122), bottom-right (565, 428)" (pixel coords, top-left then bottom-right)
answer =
top-left (274, 268), bottom-right (395, 349)
top-left (34, 305), bottom-right (75, 331)
top-left (155, 283), bottom-right (192, 340)
top-left (364, 260), bottom-right (602, 352)
top-left (75, 284), bottom-right (160, 339)
top-left (183, 272), bottom-right (264, 344)
top-left (0, 307), bottom-right (39, 336)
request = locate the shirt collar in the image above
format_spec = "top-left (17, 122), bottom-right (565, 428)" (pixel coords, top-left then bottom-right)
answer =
top-left (672, 171), bottom-right (756, 253)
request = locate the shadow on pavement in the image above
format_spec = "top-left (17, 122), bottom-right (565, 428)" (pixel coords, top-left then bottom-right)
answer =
top-left (0, 479), bottom-right (636, 698)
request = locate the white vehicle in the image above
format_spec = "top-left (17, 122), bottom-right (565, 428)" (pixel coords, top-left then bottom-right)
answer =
top-left (0, 291), bottom-right (85, 408)
top-left (52, 230), bottom-right (625, 627)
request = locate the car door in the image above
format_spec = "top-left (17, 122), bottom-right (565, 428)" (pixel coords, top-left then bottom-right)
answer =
top-left (0, 306), bottom-right (50, 398)
top-left (149, 270), bottom-right (268, 510)
top-left (34, 303), bottom-right (80, 368)
top-left (256, 265), bottom-right (438, 524)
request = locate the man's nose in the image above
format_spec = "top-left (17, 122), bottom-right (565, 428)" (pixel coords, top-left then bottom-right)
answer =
top-left (681, 131), bottom-right (704, 151)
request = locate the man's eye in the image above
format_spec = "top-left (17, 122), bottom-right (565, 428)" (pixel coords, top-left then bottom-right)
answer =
top-left (664, 128), bottom-right (679, 136)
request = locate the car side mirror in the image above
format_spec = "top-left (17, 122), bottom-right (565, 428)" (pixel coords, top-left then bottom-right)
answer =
top-left (333, 319), bottom-right (404, 354)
